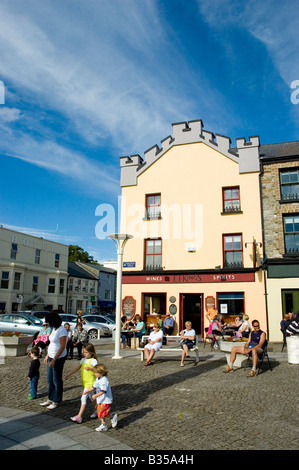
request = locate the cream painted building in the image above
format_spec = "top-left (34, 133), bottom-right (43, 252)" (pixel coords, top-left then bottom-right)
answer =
top-left (0, 226), bottom-right (68, 312)
top-left (119, 120), bottom-right (267, 337)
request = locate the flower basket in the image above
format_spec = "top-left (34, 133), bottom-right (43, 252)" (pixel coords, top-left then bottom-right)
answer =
top-left (219, 339), bottom-right (248, 368)
top-left (0, 333), bottom-right (34, 357)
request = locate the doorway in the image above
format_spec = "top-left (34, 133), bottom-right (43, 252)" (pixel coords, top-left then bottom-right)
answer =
top-left (282, 289), bottom-right (299, 316)
top-left (180, 293), bottom-right (203, 336)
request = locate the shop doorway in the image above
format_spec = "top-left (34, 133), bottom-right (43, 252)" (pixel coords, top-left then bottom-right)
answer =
top-left (180, 293), bottom-right (203, 336)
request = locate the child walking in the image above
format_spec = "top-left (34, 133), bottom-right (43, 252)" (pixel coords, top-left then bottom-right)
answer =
top-left (83, 363), bottom-right (117, 432)
top-left (65, 343), bottom-right (98, 423)
top-left (27, 347), bottom-right (40, 399)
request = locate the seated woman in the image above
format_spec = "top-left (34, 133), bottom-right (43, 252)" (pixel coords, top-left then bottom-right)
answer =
top-left (144, 324), bottom-right (163, 366)
top-left (210, 317), bottom-right (224, 337)
top-left (131, 314), bottom-right (146, 347)
top-left (33, 322), bottom-right (52, 357)
top-left (180, 321), bottom-right (196, 367)
top-left (235, 314), bottom-right (251, 338)
top-left (131, 315), bottom-right (146, 336)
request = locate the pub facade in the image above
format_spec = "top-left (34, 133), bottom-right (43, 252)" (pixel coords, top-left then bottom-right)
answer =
top-left (119, 120), bottom-right (267, 337)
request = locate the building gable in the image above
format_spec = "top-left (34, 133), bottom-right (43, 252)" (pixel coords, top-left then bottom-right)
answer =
top-left (120, 119), bottom-right (260, 187)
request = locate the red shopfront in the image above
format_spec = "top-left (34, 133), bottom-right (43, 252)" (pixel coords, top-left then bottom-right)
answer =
top-left (122, 270), bottom-right (256, 336)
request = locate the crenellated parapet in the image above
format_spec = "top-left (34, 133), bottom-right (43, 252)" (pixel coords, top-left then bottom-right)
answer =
top-left (120, 119), bottom-right (260, 186)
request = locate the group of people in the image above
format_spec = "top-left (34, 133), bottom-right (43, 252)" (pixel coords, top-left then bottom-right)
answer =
top-left (140, 317), bottom-right (195, 367)
top-left (26, 307), bottom-right (299, 427)
top-left (27, 311), bottom-right (117, 432)
top-left (120, 311), bottom-right (175, 349)
top-left (206, 312), bottom-right (251, 347)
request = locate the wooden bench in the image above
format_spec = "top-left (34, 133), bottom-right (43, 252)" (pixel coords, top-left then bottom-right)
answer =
top-left (137, 335), bottom-right (199, 363)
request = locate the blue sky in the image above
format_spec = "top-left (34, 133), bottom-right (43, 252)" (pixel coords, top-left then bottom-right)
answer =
top-left (0, 0), bottom-right (298, 262)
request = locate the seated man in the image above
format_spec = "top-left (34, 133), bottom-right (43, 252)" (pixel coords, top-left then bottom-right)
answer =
top-left (163, 312), bottom-right (175, 336)
top-left (223, 320), bottom-right (266, 377)
top-left (286, 311), bottom-right (299, 335)
top-left (144, 325), bottom-right (163, 366)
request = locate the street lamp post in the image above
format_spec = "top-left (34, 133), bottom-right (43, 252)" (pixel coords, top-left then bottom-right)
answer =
top-left (108, 233), bottom-right (133, 359)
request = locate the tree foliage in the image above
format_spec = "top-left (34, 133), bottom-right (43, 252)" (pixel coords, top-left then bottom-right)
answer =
top-left (68, 245), bottom-right (101, 265)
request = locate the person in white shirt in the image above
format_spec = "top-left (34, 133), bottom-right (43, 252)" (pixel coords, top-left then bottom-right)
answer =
top-left (144, 324), bottom-right (164, 366)
top-left (40, 312), bottom-right (68, 409)
top-left (180, 321), bottom-right (196, 367)
top-left (83, 363), bottom-right (117, 432)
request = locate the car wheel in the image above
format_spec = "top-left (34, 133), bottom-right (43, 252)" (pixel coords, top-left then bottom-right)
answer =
top-left (88, 329), bottom-right (98, 340)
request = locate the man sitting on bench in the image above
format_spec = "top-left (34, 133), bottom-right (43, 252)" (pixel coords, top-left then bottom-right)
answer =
top-left (163, 312), bottom-right (175, 336)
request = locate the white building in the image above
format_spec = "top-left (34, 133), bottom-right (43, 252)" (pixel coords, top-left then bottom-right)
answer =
top-left (67, 262), bottom-right (99, 314)
top-left (0, 226), bottom-right (68, 312)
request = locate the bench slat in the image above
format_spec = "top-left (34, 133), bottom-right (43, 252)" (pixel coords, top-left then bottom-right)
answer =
top-left (137, 335), bottom-right (199, 363)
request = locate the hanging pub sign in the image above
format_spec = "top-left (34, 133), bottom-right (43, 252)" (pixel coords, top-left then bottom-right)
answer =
top-left (122, 296), bottom-right (136, 320)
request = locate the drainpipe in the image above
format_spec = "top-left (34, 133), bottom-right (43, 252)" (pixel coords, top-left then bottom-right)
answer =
top-left (259, 158), bottom-right (270, 340)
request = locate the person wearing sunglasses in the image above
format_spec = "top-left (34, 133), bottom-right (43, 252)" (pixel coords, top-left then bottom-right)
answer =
top-left (223, 320), bottom-right (266, 377)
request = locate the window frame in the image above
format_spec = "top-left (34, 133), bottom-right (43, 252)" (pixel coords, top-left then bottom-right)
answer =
top-left (48, 278), bottom-right (56, 294)
top-left (223, 233), bottom-right (243, 268)
top-left (55, 253), bottom-right (60, 268)
top-left (280, 168), bottom-right (299, 202)
top-left (1, 271), bottom-right (9, 289)
top-left (144, 238), bottom-right (162, 271)
top-left (145, 193), bottom-right (161, 219)
top-left (32, 276), bottom-right (39, 293)
top-left (10, 243), bottom-right (18, 260)
top-left (13, 272), bottom-right (21, 290)
top-left (35, 249), bottom-right (41, 264)
top-left (222, 187), bottom-right (242, 213)
top-left (283, 214), bottom-right (299, 255)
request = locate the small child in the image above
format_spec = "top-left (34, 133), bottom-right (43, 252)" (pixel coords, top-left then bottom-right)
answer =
top-left (65, 343), bottom-right (98, 423)
top-left (83, 363), bottom-right (117, 432)
top-left (27, 347), bottom-right (40, 399)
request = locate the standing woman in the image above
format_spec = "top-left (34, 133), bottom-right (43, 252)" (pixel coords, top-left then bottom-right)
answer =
top-left (40, 312), bottom-right (68, 410)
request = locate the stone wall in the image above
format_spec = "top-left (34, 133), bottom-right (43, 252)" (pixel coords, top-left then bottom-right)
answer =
top-left (261, 161), bottom-right (299, 258)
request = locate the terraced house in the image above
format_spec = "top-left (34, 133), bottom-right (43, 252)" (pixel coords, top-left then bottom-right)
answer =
top-left (119, 120), bottom-right (268, 338)
top-left (260, 142), bottom-right (299, 341)
top-left (0, 226), bottom-right (68, 312)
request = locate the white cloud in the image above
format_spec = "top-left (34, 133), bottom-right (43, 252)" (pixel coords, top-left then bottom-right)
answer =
top-left (0, 107), bottom-right (21, 123)
top-left (0, 0), bottom-right (192, 153)
top-left (1, 132), bottom-right (120, 196)
top-left (197, 0), bottom-right (299, 85)
top-left (1, 223), bottom-right (81, 245)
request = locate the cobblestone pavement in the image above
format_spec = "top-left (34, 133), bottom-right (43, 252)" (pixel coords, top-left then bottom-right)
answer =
top-left (0, 341), bottom-right (298, 451)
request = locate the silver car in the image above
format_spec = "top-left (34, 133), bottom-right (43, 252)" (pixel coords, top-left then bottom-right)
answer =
top-left (0, 313), bottom-right (44, 338)
top-left (59, 314), bottom-right (110, 340)
top-left (83, 314), bottom-right (116, 336)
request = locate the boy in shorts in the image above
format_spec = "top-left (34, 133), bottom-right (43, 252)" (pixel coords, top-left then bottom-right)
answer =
top-left (87, 363), bottom-right (117, 432)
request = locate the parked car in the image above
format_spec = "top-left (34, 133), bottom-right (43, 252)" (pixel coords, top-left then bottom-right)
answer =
top-left (100, 312), bottom-right (116, 322)
top-left (59, 313), bottom-right (110, 340)
top-left (18, 310), bottom-right (50, 322)
top-left (0, 313), bottom-right (44, 339)
top-left (83, 314), bottom-right (116, 336)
